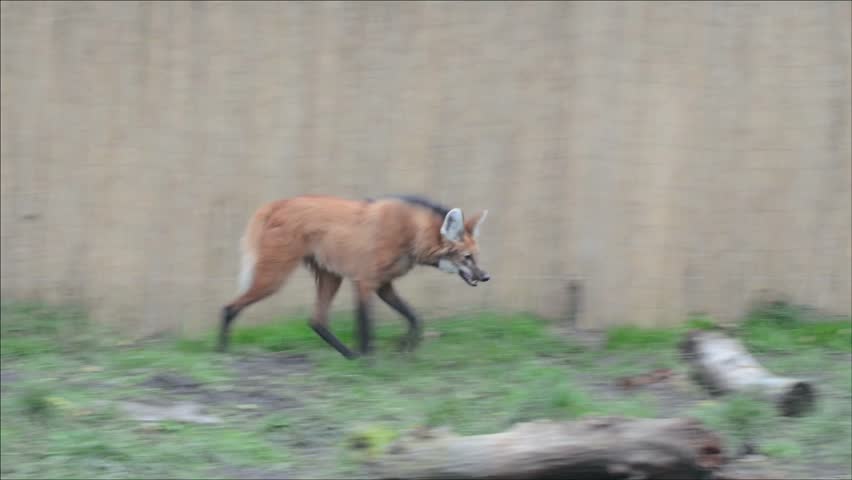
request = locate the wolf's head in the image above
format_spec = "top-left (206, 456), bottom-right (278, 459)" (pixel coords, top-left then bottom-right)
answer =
top-left (435, 208), bottom-right (490, 286)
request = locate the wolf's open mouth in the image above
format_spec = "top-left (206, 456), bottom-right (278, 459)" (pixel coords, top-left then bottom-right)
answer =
top-left (459, 270), bottom-right (478, 287)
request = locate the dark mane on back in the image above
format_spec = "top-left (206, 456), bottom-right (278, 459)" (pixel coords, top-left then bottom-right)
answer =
top-left (366, 194), bottom-right (451, 219)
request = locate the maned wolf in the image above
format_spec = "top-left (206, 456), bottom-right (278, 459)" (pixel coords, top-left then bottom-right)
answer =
top-left (219, 194), bottom-right (490, 358)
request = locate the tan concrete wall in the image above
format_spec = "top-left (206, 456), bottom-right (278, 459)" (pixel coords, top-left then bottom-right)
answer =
top-left (2, 1), bottom-right (850, 335)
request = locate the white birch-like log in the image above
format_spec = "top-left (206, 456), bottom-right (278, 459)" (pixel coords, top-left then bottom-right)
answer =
top-left (679, 330), bottom-right (816, 416)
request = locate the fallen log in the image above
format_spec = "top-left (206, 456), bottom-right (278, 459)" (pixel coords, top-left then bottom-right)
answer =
top-left (376, 417), bottom-right (725, 480)
top-left (679, 330), bottom-right (816, 416)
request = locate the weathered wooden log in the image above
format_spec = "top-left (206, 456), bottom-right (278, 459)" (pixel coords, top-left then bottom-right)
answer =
top-left (376, 417), bottom-right (725, 480)
top-left (679, 330), bottom-right (816, 416)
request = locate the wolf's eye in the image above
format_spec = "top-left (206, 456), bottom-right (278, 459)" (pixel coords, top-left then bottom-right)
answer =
top-left (464, 254), bottom-right (473, 261)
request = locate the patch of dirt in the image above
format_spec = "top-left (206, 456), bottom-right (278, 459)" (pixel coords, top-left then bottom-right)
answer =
top-left (141, 373), bottom-right (203, 391)
top-left (137, 370), bottom-right (302, 414)
top-left (65, 378), bottom-right (112, 390)
top-left (199, 388), bottom-right (302, 412)
top-left (575, 368), bottom-right (713, 429)
top-left (550, 325), bottom-right (607, 349)
top-left (114, 400), bottom-right (223, 424)
top-left (211, 467), bottom-right (295, 480)
top-left (231, 353), bottom-right (312, 378)
top-left (715, 460), bottom-right (790, 480)
top-left (616, 368), bottom-right (674, 389)
top-left (716, 454), bottom-right (852, 480)
top-left (0, 369), bottom-right (21, 393)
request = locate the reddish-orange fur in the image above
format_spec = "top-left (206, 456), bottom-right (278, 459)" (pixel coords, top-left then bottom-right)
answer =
top-left (218, 195), bottom-right (489, 358)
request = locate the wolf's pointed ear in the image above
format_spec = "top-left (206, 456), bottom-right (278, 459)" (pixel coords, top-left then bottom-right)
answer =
top-left (440, 208), bottom-right (465, 242)
top-left (465, 210), bottom-right (488, 239)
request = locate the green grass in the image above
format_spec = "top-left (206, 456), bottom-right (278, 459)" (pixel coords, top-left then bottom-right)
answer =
top-left (738, 305), bottom-right (852, 353)
top-left (603, 314), bottom-right (729, 351)
top-left (345, 424), bottom-right (399, 458)
top-left (16, 385), bottom-right (56, 420)
top-left (0, 302), bottom-right (94, 357)
top-left (1, 300), bottom-right (850, 479)
top-left (687, 393), bottom-right (776, 444)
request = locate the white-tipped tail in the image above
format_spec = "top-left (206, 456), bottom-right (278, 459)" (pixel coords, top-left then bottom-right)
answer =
top-left (235, 206), bottom-right (269, 295)
top-left (237, 240), bottom-right (257, 295)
